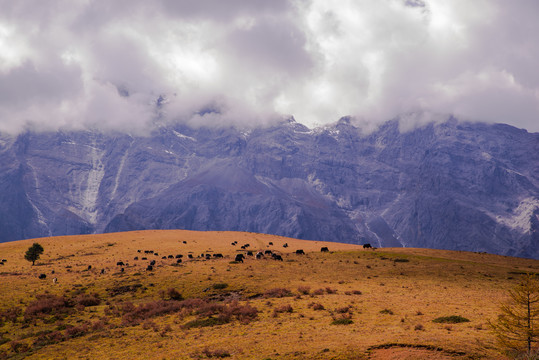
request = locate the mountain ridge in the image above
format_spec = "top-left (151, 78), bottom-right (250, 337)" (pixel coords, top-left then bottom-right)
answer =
top-left (1, 117), bottom-right (537, 258)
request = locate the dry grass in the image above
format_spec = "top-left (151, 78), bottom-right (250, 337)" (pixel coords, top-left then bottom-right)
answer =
top-left (0, 229), bottom-right (537, 359)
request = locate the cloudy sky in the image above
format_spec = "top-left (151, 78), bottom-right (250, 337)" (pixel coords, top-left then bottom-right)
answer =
top-left (0, 0), bottom-right (538, 134)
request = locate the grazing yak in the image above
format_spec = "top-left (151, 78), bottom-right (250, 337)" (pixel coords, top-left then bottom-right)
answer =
top-left (283, 243), bottom-right (288, 248)
top-left (146, 265), bottom-right (153, 271)
top-left (188, 254), bottom-right (193, 259)
top-left (363, 243), bottom-right (372, 249)
top-left (38, 274), bottom-right (46, 279)
top-left (235, 254), bottom-right (244, 263)
top-left (264, 250), bottom-right (273, 255)
top-left (295, 249), bottom-right (305, 255)
top-left (116, 261), bottom-right (125, 266)
top-left (150, 260), bottom-right (156, 266)
top-left (175, 254), bottom-right (183, 258)
top-left (256, 252), bottom-right (264, 259)
top-left (272, 254), bottom-right (283, 261)
top-left (321, 247), bottom-right (329, 252)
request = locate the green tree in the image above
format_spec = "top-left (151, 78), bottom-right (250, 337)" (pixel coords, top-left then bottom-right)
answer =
top-left (490, 273), bottom-right (539, 359)
top-left (24, 243), bottom-right (44, 266)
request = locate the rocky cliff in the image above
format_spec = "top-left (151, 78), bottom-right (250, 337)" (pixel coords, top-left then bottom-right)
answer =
top-left (1, 117), bottom-right (537, 258)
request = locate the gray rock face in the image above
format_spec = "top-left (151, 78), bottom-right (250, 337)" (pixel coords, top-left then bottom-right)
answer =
top-left (1, 118), bottom-right (537, 258)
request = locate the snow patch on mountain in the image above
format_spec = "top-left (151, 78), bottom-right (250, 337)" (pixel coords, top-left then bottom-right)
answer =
top-left (81, 143), bottom-right (105, 224)
top-left (173, 130), bottom-right (196, 142)
top-left (495, 197), bottom-right (539, 233)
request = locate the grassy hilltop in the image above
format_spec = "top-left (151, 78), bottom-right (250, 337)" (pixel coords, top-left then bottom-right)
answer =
top-left (0, 230), bottom-right (538, 359)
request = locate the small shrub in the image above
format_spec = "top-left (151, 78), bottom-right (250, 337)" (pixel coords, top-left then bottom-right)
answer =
top-left (0, 307), bottom-right (21, 322)
top-left (325, 287), bottom-right (338, 294)
top-left (33, 330), bottom-right (64, 347)
top-left (312, 289), bottom-right (325, 296)
top-left (273, 304), bottom-right (293, 315)
top-left (335, 306), bottom-right (352, 314)
top-left (202, 348), bottom-right (231, 358)
top-left (432, 315), bottom-right (470, 324)
top-left (212, 283), bottom-right (228, 290)
top-left (166, 288), bottom-right (184, 301)
top-left (414, 324), bottom-right (424, 331)
top-left (183, 317), bottom-right (228, 329)
top-left (75, 293), bottom-right (101, 307)
top-left (394, 258), bottom-right (410, 263)
top-left (10, 340), bottom-right (30, 354)
top-left (331, 317), bottom-right (353, 325)
top-left (264, 288), bottom-right (293, 298)
top-left (64, 324), bottom-right (88, 339)
top-left (310, 303), bottom-right (325, 311)
top-left (90, 320), bottom-right (106, 331)
top-left (142, 320), bottom-right (159, 332)
top-left (379, 309), bottom-right (394, 315)
top-left (297, 286), bottom-right (310, 295)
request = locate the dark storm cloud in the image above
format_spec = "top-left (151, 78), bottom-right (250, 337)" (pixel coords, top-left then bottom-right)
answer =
top-left (0, 0), bottom-right (537, 134)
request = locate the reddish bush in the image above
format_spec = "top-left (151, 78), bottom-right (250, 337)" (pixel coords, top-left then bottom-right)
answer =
top-left (33, 331), bottom-right (65, 347)
top-left (122, 300), bottom-right (183, 324)
top-left (0, 307), bottom-right (21, 323)
top-left (297, 286), bottom-right (311, 295)
top-left (312, 288), bottom-right (325, 296)
top-left (325, 287), bottom-right (338, 294)
top-left (202, 348), bottom-right (231, 358)
top-left (263, 288), bottom-right (293, 298)
top-left (166, 288), bottom-right (184, 301)
top-left (309, 302), bottom-right (325, 311)
top-left (24, 294), bottom-right (73, 319)
top-left (274, 304), bottom-right (293, 314)
top-left (334, 306), bottom-right (352, 314)
top-left (75, 293), bottom-right (101, 307)
top-left (64, 324), bottom-right (89, 339)
top-left (9, 341), bottom-right (29, 354)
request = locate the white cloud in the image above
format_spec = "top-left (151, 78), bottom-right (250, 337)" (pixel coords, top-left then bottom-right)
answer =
top-left (0, 0), bottom-right (537, 134)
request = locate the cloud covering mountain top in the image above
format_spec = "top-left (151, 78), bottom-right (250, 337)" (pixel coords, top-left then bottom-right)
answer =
top-left (1, 0), bottom-right (538, 134)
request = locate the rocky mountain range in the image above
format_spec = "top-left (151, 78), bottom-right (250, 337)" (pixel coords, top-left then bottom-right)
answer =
top-left (1, 117), bottom-right (537, 258)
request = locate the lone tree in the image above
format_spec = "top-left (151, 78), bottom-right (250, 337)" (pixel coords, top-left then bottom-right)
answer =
top-left (25, 243), bottom-right (44, 266)
top-left (490, 273), bottom-right (539, 358)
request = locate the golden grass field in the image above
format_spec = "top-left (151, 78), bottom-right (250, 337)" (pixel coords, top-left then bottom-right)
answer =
top-left (0, 230), bottom-right (538, 359)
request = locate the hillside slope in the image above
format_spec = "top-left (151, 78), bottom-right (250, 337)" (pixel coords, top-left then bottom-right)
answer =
top-left (0, 230), bottom-right (538, 359)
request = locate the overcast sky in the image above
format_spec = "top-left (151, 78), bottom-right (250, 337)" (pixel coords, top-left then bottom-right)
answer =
top-left (0, 0), bottom-right (538, 134)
